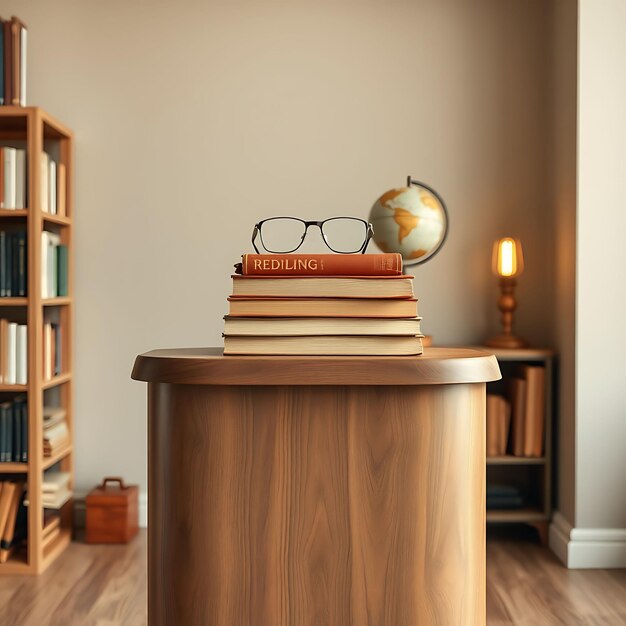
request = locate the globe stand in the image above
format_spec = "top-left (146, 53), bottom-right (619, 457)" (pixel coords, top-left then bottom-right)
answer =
top-left (485, 278), bottom-right (527, 349)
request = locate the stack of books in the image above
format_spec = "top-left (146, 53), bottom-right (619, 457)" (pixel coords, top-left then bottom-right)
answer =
top-left (0, 395), bottom-right (27, 462)
top-left (0, 16), bottom-right (27, 107)
top-left (0, 480), bottom-right (26, 562)
top-left (41, 471), bottom-right (72, 509)
top-left (0, 319), bottom-right (27, 384)
top-left (43, 406), bottom-right (69, 457)
top-left (224, 253), bottom-right (423, 356)
top-left (41, 232), bottom-right (69, 298)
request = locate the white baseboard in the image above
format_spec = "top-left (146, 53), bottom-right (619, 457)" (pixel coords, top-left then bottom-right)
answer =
top-left (550, 511), bottom-right (626, 569)
top-left (73, 491), bottom-right (148, 529)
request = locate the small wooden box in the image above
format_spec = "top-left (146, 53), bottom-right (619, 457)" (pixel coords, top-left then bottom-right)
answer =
top-left (86, 477), bottom-right (138, 544)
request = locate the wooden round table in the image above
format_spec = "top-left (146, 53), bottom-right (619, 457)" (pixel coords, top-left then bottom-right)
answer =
top-left (132, 347), bottom-right (500, 626)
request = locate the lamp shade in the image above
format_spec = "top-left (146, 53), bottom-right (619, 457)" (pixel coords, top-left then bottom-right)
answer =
top-left (492, 237), bottom-right (524, 278)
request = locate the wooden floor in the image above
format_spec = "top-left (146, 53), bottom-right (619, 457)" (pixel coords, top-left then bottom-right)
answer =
top-left (0, 529), bottom-right (624, 625)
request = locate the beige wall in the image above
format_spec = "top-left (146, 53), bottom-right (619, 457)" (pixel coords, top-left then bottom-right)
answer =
top-left (549, 0), bottom-right (577, 528)
top-left (576, 0), bottom-right (626, 530)
top-left (5, 0), bottom-right (554, 494)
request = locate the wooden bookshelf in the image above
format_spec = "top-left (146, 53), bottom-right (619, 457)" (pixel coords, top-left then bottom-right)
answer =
top-left (474, 346), bottom-right (554, 545)
top-left (0, 106), bottom-right (74, 574)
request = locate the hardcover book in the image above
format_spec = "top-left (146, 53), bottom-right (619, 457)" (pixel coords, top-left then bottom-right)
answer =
top-left (239, 253), bottom-right (403, 276)
top-left (231, 275), bottom-right (415, 299)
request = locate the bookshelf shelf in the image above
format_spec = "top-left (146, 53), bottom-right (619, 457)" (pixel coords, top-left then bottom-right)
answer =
top-left (0, 107), bottom-right (74, 575)
top-left (0, 462), bottom-right (28, 473)
top-left (0, 383), bottom-right (28, 392)
top-left (42, 297), bottom-right (72, 306)
top-left (42, 372), bottom-right (72, 390)
top-left (42, 444), bottom-right (73, 470)
top-left (487, 456), bottom-right (546, 465)
top-left (0, 297), bottom-right (28, 306)
top-left (0, 551), bottom-right (29, 574)
top-left (0, 209), bottom-right (28, 219)
top-left (42, 213), bottom-right (71, 227)
top-left (486, 508), bottom-right (547, 523)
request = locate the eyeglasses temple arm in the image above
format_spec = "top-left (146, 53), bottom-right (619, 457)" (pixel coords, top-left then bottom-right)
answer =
top-left (251, 225), bottom-right (261, 254)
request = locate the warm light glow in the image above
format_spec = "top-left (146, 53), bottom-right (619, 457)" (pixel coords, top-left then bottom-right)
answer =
top-left (492, 237), bottom-right (524, 278)
top-left (500, 239), bottom-right (515, 276)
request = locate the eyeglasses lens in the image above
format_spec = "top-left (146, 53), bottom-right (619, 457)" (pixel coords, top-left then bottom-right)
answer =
top-left (321, 218), bottom-right (367, 253)
top-left (260, 218), bottom-right (306, 253)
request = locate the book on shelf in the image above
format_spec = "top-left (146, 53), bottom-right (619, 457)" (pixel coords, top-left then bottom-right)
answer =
top-left (231, 275), bottom-right (414, 299)
top-left (43, 471), bottom-right (70, 494)
top-left (39, 153), bottom-right (65, 216)
top-left (0, 396), bottom-right (27, 462)
top-left (0, 16), bottom-right (26, 106)
top-left (486, 484), bottom-right (524, 510)
top-left (223, 335), bottom-right (424, 356)
top-left (41, 231), bottom-right (68, 298)
top-left (522, 366), bottom-right (546, 457)
top-left (0, 229), bottom-right (27, 296)
top-left (0, 480), bottom-right (26, 563)
top-left (0, 481), bottom-right (27, 563)
top-left (0, 16), bottom-right (27, 107)
top-left (43, 407), bottom-right (69, 457)
top-left (0, 319), bottom-right (27, 385)
top-left (509, 377), bottom-right (527, 457)
top-left (0, 147), bottom-right (26, 209)
top-left (42, 321), bottom-right (62, 380)
top-left (237, 253), bottom-right (403, 276)
top-left (223, 316), bottom-right (422, 336)
top-left (228, 297), bottom-right (419, 318)
top-left (486, 394), bottom-right (511, 457)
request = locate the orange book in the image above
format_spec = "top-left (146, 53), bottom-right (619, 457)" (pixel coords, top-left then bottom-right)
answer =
top-left (499, 398), bottom-right (511, 455)
top-left (57, 163), bottom-right (67, 216)
top-left (510, 377), bottom-right (527, 457)
top-left (0, 482), bottom-right (23, 563)
top-left (486, 395), bottom-right (500, 457)
top-left (239, 253), bottom-right (403, 276)
top-left (523, 366), bottom-right (546, 457)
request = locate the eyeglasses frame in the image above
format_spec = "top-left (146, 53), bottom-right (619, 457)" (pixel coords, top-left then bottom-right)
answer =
top-left (251, 216), bottom-right (374, 254)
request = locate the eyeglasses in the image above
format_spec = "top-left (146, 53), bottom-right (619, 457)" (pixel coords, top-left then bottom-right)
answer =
top-left (252, 217), bottom-right (374, 254)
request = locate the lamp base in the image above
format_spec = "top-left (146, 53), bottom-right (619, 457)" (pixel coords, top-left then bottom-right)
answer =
top-left (485, 334), bottom-right (528, 349)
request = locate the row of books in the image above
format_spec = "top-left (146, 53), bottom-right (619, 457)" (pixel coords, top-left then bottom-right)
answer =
top-left (0, 395), bottom-right (27, 462)
top-left (0, 319), bottom-right (27, 384)
top-left (224, 253), bottom-right (423, 356)
top-left (41, 231), bottom-right (69, 298)
top-left (0, 147), bottom-right (67, 214)
top-left (0, 481), bottom-right (26, 563)
top-left (486, 365), bottom-right (546, 458)
top-left (0, 16), bottom-right (27, 107)
top-left (0, 229), bottom-right (69, 298)
top-left (0, 229), bottom-right (26, 296)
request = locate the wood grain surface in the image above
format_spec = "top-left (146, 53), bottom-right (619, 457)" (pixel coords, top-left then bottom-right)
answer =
top-left (1, 529), bottom-right (624, 625)
top-left (133, 346), bottom-right (501, 386)
top-left (149, 382), bottom-right (486, 625)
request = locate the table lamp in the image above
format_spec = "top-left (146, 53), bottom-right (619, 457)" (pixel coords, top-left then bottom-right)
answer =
top-left (486, 237), bottom-right (528, 349)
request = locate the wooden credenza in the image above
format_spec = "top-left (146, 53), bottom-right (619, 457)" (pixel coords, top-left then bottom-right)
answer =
top-left (132, 347), bottom-right (500, 626)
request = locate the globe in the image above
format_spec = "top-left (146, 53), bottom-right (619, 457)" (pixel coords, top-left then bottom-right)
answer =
top-left (369, 180), bottom-right (448, 265)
